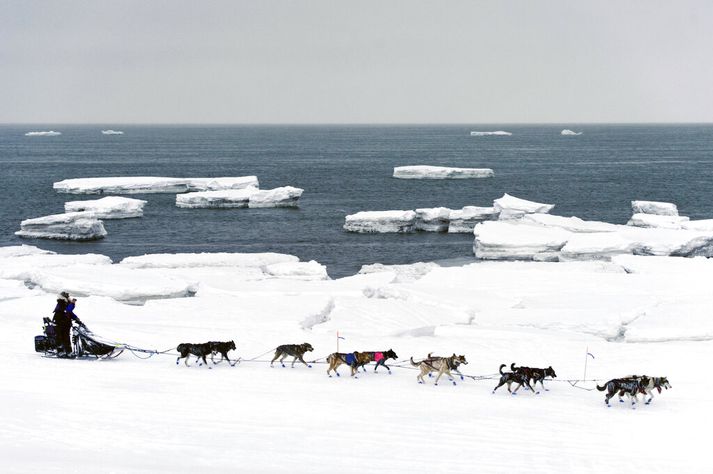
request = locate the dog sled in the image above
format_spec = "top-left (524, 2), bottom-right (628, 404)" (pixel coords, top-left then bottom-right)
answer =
top-left (34, 317), bottom-right (124, 359)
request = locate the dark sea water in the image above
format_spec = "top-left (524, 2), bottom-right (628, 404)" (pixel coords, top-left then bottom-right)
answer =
top-left (1, 125), bottom-right (712, 277)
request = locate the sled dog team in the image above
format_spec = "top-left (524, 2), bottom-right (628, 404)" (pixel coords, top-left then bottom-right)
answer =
top-left (174, 340), bottom-right (670, 407)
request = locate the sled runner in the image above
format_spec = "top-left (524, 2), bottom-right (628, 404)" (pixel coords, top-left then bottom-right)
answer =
top-left (35, 318), bottom-right (123, 359)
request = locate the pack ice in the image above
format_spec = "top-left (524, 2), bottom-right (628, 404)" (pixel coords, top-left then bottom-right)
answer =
top-left (393, 165), bottom-right (494, 179)
top-left (15, 212), bottom-right (107, 241)
top-left (346, 205), bottom-right (500, 234)
top-left (64, 196), bottom-right (147, 218)
top-left (53, 176), bottom-right (259, 194)
top-left (474, 199), bottom-right (713, 261)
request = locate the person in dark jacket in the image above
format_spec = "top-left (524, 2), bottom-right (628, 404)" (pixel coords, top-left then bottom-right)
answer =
top-left (52, 292), bottom-right (74, 355)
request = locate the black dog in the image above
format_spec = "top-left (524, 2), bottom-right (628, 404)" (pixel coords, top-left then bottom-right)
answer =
top-left (597, 377), bottom-right (649, 408)
top-left (271, 343), bottom-right (314, 368)
top-left (511, 363), bottom-right (557, 391)
top-left (358, 349), bottom-right (398, 373)
top-left (176, 342), bottom-right (213, 368)
top-left (493, 364), bottom-right (539, 395)
top-left (208, 340), bottom-right (238, 366)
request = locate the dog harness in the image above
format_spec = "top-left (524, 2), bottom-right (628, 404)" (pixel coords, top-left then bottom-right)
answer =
top-left (374, 352), bottom-right (384, 362)
top-left (345, 353), bottom-right (357, 366)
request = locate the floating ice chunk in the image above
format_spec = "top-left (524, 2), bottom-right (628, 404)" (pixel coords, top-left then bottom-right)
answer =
top-left (493, 193), bottom-right (555, 220)
top-left (631, 200), bottom-right (679, 216)
top-left (64, 196), bottom-right (147, 219)
top-left (248, 186), bottom-right (304, 208)
top-left (414, 207), bottom-right (451, 232)
top-left (101, 130), bottom-right (124, 135)
top-left (627, 213), bottom-right (689, 229)
top-left (176, 187), bottom-right (259, 208)
top-left (561, 129), bottom-right (582, 136)
top-left (344, 210), bottom-right (416, 233)
top-left (263, 260), bottom-right (329, 280)
top-left (474, 221), bottom-right (569, 261)
top-left (15, 212), bottom-right (107, 241)
top-left (448, 206), bottom-right (498, 233)
top-left (470, 131), bottom-right (512, 136)
top-left (120, 252), bottom-right (298, 269)
top-left (25, 131), bottom-right (61, 136)
top-left (393, 165), bottom-right (494, 179)
top-left (53, 176), bottom-right (259, 194)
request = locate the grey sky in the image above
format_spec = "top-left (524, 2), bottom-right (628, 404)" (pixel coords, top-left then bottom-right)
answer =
top-left (1, 0), bottom-right (712, 123)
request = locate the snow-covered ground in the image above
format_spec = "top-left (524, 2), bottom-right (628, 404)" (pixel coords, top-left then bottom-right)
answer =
top-left (393, 165), bottom-right (494, 179)
top-left (0, 245), bottom-right (709, 472)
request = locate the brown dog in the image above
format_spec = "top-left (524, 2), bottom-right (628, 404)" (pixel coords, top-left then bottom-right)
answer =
top-left (326, 351), bottom-right (371, 378)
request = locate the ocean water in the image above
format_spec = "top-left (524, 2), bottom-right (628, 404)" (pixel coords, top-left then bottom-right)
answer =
top-left (1, 124), bottom-right (712, 277)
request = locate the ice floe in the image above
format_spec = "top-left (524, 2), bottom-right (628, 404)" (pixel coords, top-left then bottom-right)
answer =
top-left (631, 200), bottom-right (679, 216)
top-left (53, 176), bottom-right (259, 194)
top-left (176, 186), bottom-right (303, 209)
top-left (561, 129), bottom-right (582, 136)
top-left (343, 210), bottom-right (416, 233)
top-left (474, 209), bottom-right (713, 261)
top-left (248, 186), bottom-right (304, 208)
top-left (447, 206), bottom-right (499, 233)
top-left (25, 131), bottom-right (61, 136)
top-left (493, 193), bottom-right (555, 220)
top-left (414, 208), bottom-right (451, 232)
top-left (101, 130), bottom-right (124, 135)
top-left (176, 188), bottom-right (258, 208)
top-left (15, 212), bottom-right (107, 241)
top-left (470, 131), bottom-right (512, 136)
top-left (393, 165), bottom-right (494, 179)
top-left (64, 196), bottom-right (147, 219)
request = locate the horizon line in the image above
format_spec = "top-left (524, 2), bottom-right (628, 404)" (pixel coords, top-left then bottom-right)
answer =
top-left (1, 121), bottom-right (713, 126)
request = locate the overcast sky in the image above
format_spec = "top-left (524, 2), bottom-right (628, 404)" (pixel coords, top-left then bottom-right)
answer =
top-left (1, 0), bottom-right (712, 124)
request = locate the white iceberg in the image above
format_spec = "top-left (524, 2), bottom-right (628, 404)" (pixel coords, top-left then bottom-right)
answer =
top-left (561, 129), bottom-right (582, 136)
top-left (53, 176), bottom-right (259, 194)
top-left (447, 206), bottom-right (499, 233)
top-left (493, 193), bottom-right (555, 220)
top-left (15, 212), bottom-right (107, 241)
top-left (627, 213), bottom-right (689, 230)
top-left (470, 131), bottom-right (512, 136)
top-left (64, 196), bottom-right (147, 219)
top-left (414, 207), bottom-right (451, 232)
top-left (101, 130), bottom-right (124, 135)
top-left (25, 131), bottom-right (61, 136)
top-left (263, 261), bottom-right (329, 280)
top-left (393, 165), bottom-right (494, 179)
top-left (176, 187), bottom-right (259, 208)
top-left (631, 200), bottom-right (679, 216)
top-left (248, 186), bottom-right (304, 208)
top-left (344, 210), bottom-right (416, 233)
